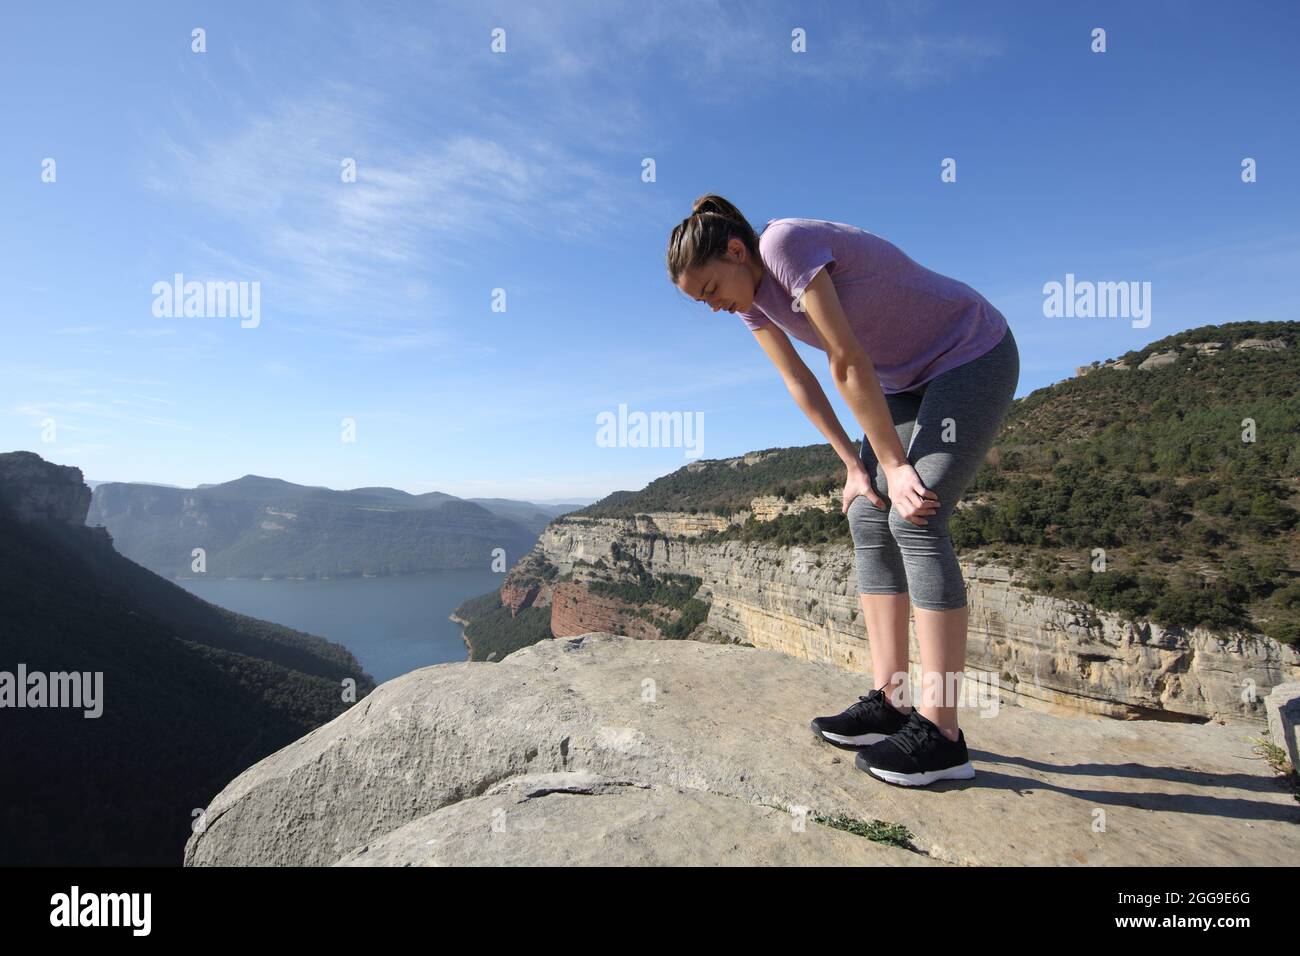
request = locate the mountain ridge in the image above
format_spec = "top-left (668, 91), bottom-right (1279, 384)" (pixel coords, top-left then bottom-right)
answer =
top-left (85, 473), bottom-right (565, 579)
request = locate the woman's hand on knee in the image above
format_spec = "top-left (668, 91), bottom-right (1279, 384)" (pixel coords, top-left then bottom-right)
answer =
top-left (842, 465), bottom-right (885, 514)
top-left (882, 462), bottom-right (939, 525)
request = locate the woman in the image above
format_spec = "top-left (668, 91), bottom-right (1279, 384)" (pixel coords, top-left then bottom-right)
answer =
top-left (666, 194), bottom-right (1019, 787)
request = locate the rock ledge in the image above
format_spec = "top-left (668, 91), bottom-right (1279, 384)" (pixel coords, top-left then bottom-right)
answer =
top-left (185, 633), bottom-right (1299, 867)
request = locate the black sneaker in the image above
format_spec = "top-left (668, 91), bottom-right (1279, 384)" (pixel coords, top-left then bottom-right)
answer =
top-left (809, 685), bottom-right (912, 748)
top-left (855, 709), bottom-right (975, 786)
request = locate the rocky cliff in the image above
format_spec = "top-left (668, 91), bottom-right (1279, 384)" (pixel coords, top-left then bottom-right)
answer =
top-left (498, 509), bottom-right (1300, 724)
top-left (0, 450), bottom-right (92, 525)
top-left (550, 580), bottom-right (670, 640)
top-left (1075, 335), bottom-right (1289, 376)
top-left (184, 633), bottom-right (1299, 867)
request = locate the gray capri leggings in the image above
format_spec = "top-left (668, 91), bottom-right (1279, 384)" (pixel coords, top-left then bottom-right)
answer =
top-left (846, 325), bottom-right (1019, 610)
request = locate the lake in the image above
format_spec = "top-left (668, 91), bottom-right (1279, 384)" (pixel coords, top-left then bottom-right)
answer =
top-left (179, 569), bottom-right (507, 684)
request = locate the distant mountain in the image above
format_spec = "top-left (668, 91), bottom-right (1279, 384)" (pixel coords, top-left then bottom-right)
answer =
top-left (0, 451), bottom-right (376, 865)
top-left (86, 479), bottom-right (185, 490)
top-left (465, 497), bottom-right (584, 535)
top-left (87, 476), bottom-right (542, 579)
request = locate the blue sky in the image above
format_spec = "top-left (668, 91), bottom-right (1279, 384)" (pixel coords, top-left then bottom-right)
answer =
top-left (2, 1), bottom-right (1296, 500)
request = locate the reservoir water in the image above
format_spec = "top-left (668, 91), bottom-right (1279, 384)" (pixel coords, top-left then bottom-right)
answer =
top-left (179, 568), bottom-right (505, 684)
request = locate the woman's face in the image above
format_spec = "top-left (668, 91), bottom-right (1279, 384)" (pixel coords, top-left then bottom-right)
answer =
top-left (676, 237), bottom-right (761, 314)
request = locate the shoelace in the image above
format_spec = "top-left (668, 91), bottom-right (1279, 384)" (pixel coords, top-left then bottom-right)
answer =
top-left (888, 712), bottom-right (940, 758)
top-left (844, 692), bottom-right (884, 721)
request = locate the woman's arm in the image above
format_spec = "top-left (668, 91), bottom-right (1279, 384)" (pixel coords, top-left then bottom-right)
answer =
top-left (796, 268), bottom-right (907, 466)
top-left (797, 267), bottom-right (939, 526)
top-left (750, 323), bottom-right (862, 470)
top-left (750, 321), bottom-right (887, 515)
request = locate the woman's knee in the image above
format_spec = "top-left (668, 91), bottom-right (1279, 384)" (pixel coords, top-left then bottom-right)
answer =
top-left (910, 592), bottom-right (968, 612)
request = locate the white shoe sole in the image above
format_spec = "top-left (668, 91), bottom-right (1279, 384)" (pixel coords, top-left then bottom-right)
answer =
top-left (865, 761), bottom-right (976, 786)
top-left (818, 729), bottom-right (891, 746)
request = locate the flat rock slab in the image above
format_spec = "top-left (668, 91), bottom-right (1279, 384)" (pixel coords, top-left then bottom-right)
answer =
top-left (335, 771), bottom-right (939, 866)
top-left (185, 633), bottom-right (1300, 866)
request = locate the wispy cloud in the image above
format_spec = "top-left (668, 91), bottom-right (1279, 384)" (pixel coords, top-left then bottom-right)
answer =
top-left (140, 1), bottom-right (1001, 354)
top-left (11, 398), bottom-right (199, 433)
top-left (386, 1), bottom-right (1002, 98)
top-left (144, 86), bottom-right (657, 336)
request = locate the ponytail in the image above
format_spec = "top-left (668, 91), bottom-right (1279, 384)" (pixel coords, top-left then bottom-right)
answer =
top-left (666, 193), bottom-right (759, 286)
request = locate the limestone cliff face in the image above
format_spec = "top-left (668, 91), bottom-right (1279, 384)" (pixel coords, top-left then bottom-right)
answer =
top-left (550, 580), bottom-right (666, 640)
top-left (500, 513), bottom-right (1300, 724)
top-left (1075, 335), bottom-right (1288, 376)
top-left (0, 451), bottom-right (92, 525)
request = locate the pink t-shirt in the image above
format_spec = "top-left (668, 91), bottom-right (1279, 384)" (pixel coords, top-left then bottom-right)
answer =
top-left (737, 218), bottom-right (1009, 394)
